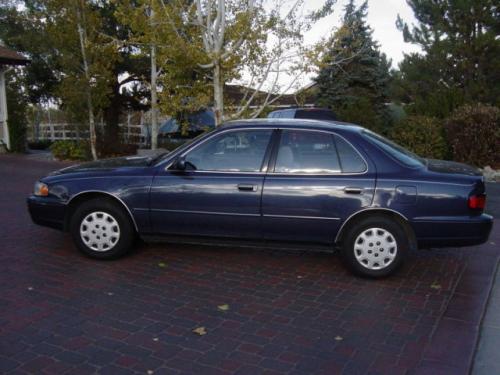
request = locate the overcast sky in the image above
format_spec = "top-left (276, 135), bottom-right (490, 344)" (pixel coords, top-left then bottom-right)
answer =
top-left (303, 0), bottom-right (422, 67)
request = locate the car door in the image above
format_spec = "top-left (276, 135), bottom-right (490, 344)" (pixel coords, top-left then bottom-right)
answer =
top-left (150, 128), bottom-right (275, 239)
top-left (262, 129), bottom-right (376, 244)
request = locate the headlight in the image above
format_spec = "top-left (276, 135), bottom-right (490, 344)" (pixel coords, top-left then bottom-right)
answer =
top-left (34, 181), bottom-right (49, 197)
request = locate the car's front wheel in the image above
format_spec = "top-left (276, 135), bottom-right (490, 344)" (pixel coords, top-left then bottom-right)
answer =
top-left (70, 198), bottom-right (135, 259)
top-left (340, 216), bottom-right (408, 277)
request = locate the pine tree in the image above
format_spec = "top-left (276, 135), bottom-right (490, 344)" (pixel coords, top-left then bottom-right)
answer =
top-left (395, 0), bottom-right (500, 116)
top-left (315, 0), bottom-right (391, 131)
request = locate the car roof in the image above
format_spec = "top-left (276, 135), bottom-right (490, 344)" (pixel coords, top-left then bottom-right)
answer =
top-left (221, 118), bottom-right (364, 133)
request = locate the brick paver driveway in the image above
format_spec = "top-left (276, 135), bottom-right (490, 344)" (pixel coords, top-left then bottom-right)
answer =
top-left (0, 154), bottom-right (498, 375)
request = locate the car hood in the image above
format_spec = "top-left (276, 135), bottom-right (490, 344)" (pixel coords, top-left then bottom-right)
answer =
top-left (51, 156), bottom-right (151, 175)
top-left (426, 159), bottom-right (482, 176)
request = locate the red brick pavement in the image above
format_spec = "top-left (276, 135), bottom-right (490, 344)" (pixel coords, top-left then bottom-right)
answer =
top-left (0, 154), bottom-right (498, 375)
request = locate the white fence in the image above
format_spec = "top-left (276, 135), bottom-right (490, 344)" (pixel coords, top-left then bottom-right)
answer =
top-left (31, 122), bottom-right (149, 145)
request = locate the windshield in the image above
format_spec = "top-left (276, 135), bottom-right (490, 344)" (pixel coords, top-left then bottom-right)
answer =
top-left (362, 130), bottom-right (425, 168)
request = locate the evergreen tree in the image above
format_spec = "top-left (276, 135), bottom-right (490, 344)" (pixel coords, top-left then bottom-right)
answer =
top-left (395, 0), bottom-right (500, 116)
top-left (315, 0), bottom-right (391, 131)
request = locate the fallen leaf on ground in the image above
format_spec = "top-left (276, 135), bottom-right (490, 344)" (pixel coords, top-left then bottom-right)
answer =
top-left (430, 283), bottom-right (442, 290)
top-left (334, 336), bottom-right (343, 341)
top-left (217, 304), bottom-right (230, 311)
top-left (193, 326), bottom-right (207, 336)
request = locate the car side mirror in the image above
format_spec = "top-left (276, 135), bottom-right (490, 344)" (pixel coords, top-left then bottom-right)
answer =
top-left (175, 156), bottom-right (186, 170)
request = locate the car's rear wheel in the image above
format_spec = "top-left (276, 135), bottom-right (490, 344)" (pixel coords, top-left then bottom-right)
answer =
top-left (340, 215), bottom-right (408, 277)
top-left (70, 198), bottom-right (135, 259)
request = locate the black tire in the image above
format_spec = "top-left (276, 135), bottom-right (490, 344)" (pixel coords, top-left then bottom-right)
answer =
top-left (340, 215), bottom-right (408, 278)
top-left (69, 198), bottom-right (135, 259)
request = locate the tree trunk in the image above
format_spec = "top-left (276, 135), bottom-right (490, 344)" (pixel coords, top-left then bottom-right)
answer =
top-left (150, 43), bottom-right (158, 149)
top-left (103, 82), bottom-right (122, 153)
top-left (86, 92), bottom-right (98, 160)
top-left (213, 62), bottom-right (224, 126)
top-left (76, 4), bottom-right (98, 160)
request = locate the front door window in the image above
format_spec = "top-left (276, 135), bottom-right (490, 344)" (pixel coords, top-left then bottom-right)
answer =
top-left (184, 129), bottom-right (273, 172)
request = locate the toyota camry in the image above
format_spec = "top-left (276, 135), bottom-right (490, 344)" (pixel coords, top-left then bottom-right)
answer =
top-left (27, 119), bottom-right (493, 277)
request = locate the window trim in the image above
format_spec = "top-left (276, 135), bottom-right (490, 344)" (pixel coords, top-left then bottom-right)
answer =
top-left (164, 127), bottom-right (368, 176)
top-left (268, 128), bottom-right (368, 176)
top-left (165, 127), bottom-right (277, 174)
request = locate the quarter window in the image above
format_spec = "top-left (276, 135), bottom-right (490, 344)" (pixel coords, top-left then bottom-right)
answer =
top-left (335, 135), bottom-right (367, 173)
top-left (184, 130), bottom-right (273, 172)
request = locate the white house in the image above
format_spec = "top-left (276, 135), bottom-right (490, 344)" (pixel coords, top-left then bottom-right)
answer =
top-left (0, 45), bottom-right (29, 151)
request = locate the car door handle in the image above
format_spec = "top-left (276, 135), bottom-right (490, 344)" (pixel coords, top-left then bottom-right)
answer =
top-left (344, 187), bottom-right (363, 194)
top-left (237, 184), bottom-right (257, 192)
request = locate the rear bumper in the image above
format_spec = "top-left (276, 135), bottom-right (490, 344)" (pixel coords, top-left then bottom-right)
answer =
top-left (412, 214), bottom-right (494, 248)
top-left (27, 196), bottom-right (66, 231)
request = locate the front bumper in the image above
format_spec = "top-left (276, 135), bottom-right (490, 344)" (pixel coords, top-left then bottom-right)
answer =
top-left (27, 196), bottom-right (67, 231)
top-left (413, 214), bottom-right (494, 248)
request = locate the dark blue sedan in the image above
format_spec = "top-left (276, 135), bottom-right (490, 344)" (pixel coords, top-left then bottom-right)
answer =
top-left (27, 119), bottom-right (493, 277)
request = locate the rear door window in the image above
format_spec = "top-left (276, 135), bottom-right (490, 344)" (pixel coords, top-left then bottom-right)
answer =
top-left (274, 130), bottom-right (341, 173)
top-left (273, 130), bottom-right (367, 174)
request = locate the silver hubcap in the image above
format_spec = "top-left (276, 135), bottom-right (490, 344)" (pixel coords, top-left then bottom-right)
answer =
top-left (80, 211), bottom-right (120, 252)
top-left (354, 227), bottom-right (397, 270)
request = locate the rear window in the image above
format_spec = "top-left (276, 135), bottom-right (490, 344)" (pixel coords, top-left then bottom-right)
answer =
top-left (362, 130), bottom-right (425, 168)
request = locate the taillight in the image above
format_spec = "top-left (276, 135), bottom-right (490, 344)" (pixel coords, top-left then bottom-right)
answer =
top-left (468, 194), bottom-right (486, 210)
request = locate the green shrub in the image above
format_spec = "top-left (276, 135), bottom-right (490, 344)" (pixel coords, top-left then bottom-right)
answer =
top-left (389, 116), bottom-right (448, 159)
top-left (445, 104), bottom-right (500, 167)
top-left (50, 140), bottom-right (90, 161)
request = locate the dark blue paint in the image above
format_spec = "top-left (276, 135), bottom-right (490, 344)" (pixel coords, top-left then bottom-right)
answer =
top-left (261, 176), bottom-right (374, 243)
top-left (27, 119), bottom-right (493, 249)
top-left (150, 172), bottom-right (264, 238)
